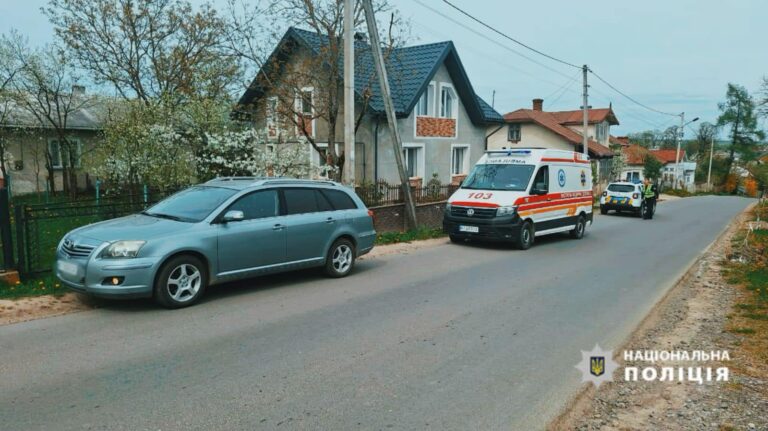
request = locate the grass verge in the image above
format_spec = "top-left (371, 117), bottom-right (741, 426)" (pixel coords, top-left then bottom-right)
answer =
top-left (0, 275), bottom-right (67, 300)
top-left (375, 226), bottom-right (444, 245)
top-left (722, 199), bottom-right (768, 382)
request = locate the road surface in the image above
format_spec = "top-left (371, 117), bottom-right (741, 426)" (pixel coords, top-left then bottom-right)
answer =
top-left (0, 196), bottom-right (752, 430)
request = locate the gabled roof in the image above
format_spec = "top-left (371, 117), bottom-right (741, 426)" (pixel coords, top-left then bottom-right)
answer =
top-left (649, 149), bottom-right (685, 164)
top-left (237, 27), bottom-right (502, 124)
top-left (609, 135), bottom-right (631, 147)
top-left (0, 95), bottom-right (106, 130)
top-left (549, 107), bottom-right (619, 126)
top-left (504, 109), bottom-right (613, 158)
top-left (623, 144), bottom-right (651, 165)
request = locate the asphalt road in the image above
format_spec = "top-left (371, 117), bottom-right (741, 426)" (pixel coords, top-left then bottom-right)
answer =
top-left (0, 196), bottom-right (752, 431)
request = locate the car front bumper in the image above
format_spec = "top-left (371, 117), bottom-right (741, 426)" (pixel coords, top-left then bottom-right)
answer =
top-left (56, 253), bottom-right (160, 299)
top-left (443, 213), bottom-right (523, 242)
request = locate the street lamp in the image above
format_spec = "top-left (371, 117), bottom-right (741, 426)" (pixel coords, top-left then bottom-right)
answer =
top-left (674, 114), bottom-right (699, 189)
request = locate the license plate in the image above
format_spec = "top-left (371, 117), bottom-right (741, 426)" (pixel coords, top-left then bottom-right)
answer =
top-left (58, 260), bottom-right (79, 276)
top-left (459, 225), bottom-right (479, 233)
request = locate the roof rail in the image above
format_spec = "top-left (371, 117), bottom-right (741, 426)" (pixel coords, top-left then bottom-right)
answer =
top-left (205, 176), bottom-right (268, 183)
top-left (258, 178), bottom-right (338, 186)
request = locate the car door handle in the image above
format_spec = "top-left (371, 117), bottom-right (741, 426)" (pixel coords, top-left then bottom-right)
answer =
top-left (325, 217), bottom-right (336, 224)
top-left (272, 224), bottom-right (285, 231)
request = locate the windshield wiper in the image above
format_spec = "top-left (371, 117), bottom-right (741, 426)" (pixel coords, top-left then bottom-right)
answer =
top-left (141, 211), bottom-right (185, 222)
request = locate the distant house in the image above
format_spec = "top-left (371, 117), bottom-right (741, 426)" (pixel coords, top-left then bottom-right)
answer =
top-left (487, 98), bottom-right (615, 185)
top-left (621, 144), bottom-right (697, 190)
top-left (236, 27), bottom-right (503, 186)
top-left (0, 87), bottom-right (104, 195)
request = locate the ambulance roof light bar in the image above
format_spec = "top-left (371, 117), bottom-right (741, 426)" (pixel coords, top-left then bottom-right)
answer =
top-left (487, 149), bottom-right (532, 157)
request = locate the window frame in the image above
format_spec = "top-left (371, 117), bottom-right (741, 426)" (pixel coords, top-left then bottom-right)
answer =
top-left (402, 143), bottom-right (425, 179)
top-left (530, 165), bottom-right (549, 194)
top-left (438, 83), bottom-right (458, 119)
top-left (507, 124), bottom-right (521, 142)
top-left (450, 144), bottom-right (470, 176)
top-left (48, 139), bottom-right (82, 169)
top-left (266, 96), bottom-right (279, 138)
top-left (415, 81), bottom-right (436, 117)
top-left (295, 86), bottom-right (315, 137)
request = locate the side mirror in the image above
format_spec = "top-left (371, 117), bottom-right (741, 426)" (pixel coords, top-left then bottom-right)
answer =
top-left (221, 210), bottom-right (245, 223)
top-left (530, 183), bottom-right (547, 195)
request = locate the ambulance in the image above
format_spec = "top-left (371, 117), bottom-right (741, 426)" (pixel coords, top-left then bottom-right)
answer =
top-left (443, 148), bottom-right (593, 249)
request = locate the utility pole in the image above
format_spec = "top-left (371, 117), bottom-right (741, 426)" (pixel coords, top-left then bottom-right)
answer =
top-left (674, 112), bottom-right (684, 189)
top-left (362, 0), bottom-right (417, 229)
top-left (342, 0), bottom-right (355, 185)
top-left (707, 135), bottom-right (714, 191)
top-left (581, 65), bottom-right (589, 157)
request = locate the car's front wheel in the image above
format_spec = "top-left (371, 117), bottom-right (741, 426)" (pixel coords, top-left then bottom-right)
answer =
top-left (154, 255), bottom-right (207, 309)
top-left (325, 238), bottom-right (356, 278)
top-left (515, 221), bottom-right (534, 250)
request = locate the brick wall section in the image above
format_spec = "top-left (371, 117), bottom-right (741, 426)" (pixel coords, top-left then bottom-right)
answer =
top-left (416, 117), bottom-right (456, 138)
top-left (370, 201), bottom-right (447, 232)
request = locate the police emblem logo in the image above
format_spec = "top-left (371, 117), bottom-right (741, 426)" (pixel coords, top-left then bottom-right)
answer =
top-left (590, 356), bottom-right (605, 377)
top-left (466, 208), bottom-right (475, 216)
top-left (575, 344), bottom-right (618, 387)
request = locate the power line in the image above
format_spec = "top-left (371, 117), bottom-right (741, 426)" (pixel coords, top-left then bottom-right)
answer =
top-left (440, 0), bottom-right (581, 70)
top-left (412, 0), bottom-right (574, 81)
top-left (588, 69), bottom-right (679, 117)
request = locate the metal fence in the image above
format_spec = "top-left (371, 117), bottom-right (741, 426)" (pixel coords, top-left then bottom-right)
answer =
top-left (355, 182), bottom-right (458, 207)
top-left (14, 192), bottom-right (174, 276)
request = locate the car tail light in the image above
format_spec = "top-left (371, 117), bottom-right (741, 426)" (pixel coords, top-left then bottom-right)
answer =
top-left (632, 193), bottom-right (639, 199)
top-left (367, 209), bottom-right (375, 221)
top-left (602, 191), bottom-right (607, 196)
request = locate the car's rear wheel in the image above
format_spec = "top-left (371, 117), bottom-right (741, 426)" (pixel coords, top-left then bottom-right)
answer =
top-left (515, 221), bottom-right (534, 250)
top-left (325, 238), bottom-right (356, 278)
top-left (570, 214), bottom-right (586, 239)
top-left (154, 255), bottom-right (207, 309)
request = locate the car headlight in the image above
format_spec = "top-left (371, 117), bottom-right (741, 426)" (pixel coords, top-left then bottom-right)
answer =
top-left (496, 205), bottom-right (517, 216)
top-left (101, 241), bottom-right (146, 259)
top-left (445, 203), bottom-right (452, 212)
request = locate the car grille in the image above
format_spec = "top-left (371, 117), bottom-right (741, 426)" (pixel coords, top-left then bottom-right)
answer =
top-left (62, 240), bottom-right (96, 258)
top-left (451, 205), bottom-right (497, 219)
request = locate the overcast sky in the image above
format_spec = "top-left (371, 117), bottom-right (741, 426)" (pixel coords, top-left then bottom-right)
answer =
top-left (2, 0), bottom-right (766, 137)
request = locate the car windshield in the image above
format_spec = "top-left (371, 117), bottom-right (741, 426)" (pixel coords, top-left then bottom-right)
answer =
top-left (607, 184), bottom-right (635, 193)
top-left (461, 164), bottom-right (536, 191)
top-left (143, 186), bottom-right (237, 222)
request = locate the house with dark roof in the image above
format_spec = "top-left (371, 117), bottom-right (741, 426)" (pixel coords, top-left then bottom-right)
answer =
top-left (487, 98), bottom-right (616, 185)
top-left (235, 27), bottom-right (503, 186)
top-left (0, 87), bottom-right (105, 195)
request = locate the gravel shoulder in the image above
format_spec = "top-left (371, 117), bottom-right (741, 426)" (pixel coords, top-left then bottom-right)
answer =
top-left (550, 202), bottom-right (768, 431)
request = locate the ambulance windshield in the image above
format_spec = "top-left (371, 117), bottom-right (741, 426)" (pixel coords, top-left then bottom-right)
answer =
top-left (461, 163), bottom-right (536, 191)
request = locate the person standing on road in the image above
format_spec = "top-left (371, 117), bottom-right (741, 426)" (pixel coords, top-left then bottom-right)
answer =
top-left (641, 178), bottom-right (657, 220)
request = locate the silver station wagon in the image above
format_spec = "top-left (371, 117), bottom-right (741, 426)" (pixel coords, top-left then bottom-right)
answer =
top-left (55, 178), bottom-right (376, 308)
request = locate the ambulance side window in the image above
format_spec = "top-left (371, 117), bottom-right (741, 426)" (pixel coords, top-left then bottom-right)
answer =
top-left (531, 165), bottom-right (549, 193)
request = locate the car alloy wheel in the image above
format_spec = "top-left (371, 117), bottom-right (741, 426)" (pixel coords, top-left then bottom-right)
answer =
top-left (167, 263), bottom-right (202, 302)
top-left (332, 244), bottom-right (353, 273)
top-left (325, 238), bottom-right (356, 278)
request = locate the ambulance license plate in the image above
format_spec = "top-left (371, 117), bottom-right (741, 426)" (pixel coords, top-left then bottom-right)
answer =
top-left (459, 225), bottom-right (479, 233)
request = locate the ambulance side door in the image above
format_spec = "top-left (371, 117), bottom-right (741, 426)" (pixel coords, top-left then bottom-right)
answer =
top-left (529, 164), bottom-right (551, 225)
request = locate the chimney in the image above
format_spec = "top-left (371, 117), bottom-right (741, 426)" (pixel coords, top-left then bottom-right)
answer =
top-left (532, 98), bottom-right (543, 111)
top-left (72, 85), bottom-right (86, 97)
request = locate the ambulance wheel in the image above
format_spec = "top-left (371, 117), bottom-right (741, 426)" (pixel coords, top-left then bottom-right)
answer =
top-left (570, 214), bottom-right (586, 239)
top-left (515, 221), bottom-right (534, 250)
top-left (600, 206), bottom-right (608, 215)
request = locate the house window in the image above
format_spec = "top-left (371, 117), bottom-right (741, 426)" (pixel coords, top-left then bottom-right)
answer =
top-left (451, 145), bottom-right (469, 175)
top-left (416, 82), bottom-right (435, 116)
top-left (402, 145), bottom-right (423, 178)
top-left (596, 122), bottom-right (608, 142)
top-left (439, 85), bottom-right (457, 119)
top-left (508, 124), bottom-right (521, 142)
top-left (296, 87), bottom-right (314, 136)
top-left (49, 139), bottom-right (82, 169)
top-left (266, 96), bottom-right (278, 137)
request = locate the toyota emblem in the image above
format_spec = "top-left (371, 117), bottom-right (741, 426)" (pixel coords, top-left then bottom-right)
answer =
top-left (466, 208), bottom-right (475, 216)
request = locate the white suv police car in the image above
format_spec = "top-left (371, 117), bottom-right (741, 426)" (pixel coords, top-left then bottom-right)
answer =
top-left (600, 182), bottom-right (650, 217)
